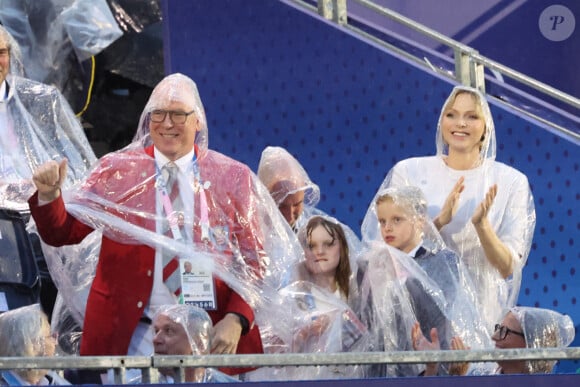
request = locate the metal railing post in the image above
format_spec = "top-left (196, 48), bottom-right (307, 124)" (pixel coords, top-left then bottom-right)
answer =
top-left (333, 0), bottom-right (347, 25)
top-left (318, 0), bottom-right (332, 19)
top-left (318, 0), bottom-right (347, 25)
top-left (454, 48), bottom-right (485, 93)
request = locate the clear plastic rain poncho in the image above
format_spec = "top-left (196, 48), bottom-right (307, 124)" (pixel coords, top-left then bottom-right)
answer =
top-left (0, 0), bottom-right (122, 89)
top-left (257, 146), bottom-right (320, 231)
top-left (510, 306), bottom-right (575, 374)
top-left (360, 185), bottom-right (491, 351)
top-left (285, 214), bottom-right (362, 297)
top-left (355, 241), bottom-right (453, 377)
top-left (0, 25), bottom-right (96, 212)
top-left (151, 304), bottom-right (239, 383)
top-left (0, 304), bottom-right (68, 385)
top-left (37, 73), bottom-right (302, 352)
top-left (248, 215), bottom-right (369, 381)
top-left (381, 85), bottom-right (536, 332)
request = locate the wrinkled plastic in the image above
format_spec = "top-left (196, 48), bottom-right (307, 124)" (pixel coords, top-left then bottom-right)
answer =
top-left (258, 146), bottom-right (320, 230)
top-left (0, 0), bottom-right (122, 84)
top-left (153, 304), bottom-right (212, 356)
top-left (247, 215), bottom-right (368, 381)
top-left (0, 304), bottom-right (57, 384)
top-left (248, 281), bottom-right (370, 381)
top-left (354, 241), bottom-right (452, 377)
top-left (361, 185), bottom-right (491, 351)
top-left (379, 86), bottom-right (536, 332)
top-left (107, 0), bottom-right (162, 34)
top-left (0, 25), bottom-right (97, 212)
top-left (39, 74), bottom-right (302, 353)
top-left (510, 306), bottom-right (575, 374)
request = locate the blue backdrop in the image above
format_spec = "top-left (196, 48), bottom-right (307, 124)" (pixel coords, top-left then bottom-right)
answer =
top-left (161, 0), bottom-right (579, 373)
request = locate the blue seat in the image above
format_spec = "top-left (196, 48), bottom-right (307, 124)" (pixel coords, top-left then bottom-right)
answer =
top-left (0, 208), bottom-right (40, 313)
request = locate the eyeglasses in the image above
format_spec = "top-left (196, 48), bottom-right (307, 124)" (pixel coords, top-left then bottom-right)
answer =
top-left (0, 48), bottom-right (9, 57)
top-left (150, 109), bottom-right (195, 124)
top-left (494, 324), bottom-right (525, 341)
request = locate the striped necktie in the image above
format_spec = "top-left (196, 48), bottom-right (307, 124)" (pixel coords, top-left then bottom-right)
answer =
top-left (162, 162), bottom-right (183, 297)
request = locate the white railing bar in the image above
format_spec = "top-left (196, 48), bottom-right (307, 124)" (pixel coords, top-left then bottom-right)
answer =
top-left (471, 53), bottom-right (580, 109)
top-left (1, 348), bottom-right (580, 370)
top-left (350, 0), bottom-right (579, 109)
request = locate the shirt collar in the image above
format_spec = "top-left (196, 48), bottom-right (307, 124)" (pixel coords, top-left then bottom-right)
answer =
top-left (408, 240), bottom-right (424, 258)
top-left (153, 146), bottom-right (196, 172)
top-left (0, 81), bottom-right (7, 102)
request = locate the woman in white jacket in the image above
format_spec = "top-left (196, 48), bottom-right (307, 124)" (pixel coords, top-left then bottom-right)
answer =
top-left (378, 86), bottom-right (536, 332)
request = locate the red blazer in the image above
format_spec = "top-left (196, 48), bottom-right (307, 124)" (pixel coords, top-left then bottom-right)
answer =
top-left (29, 145), bottom-right (264, 374)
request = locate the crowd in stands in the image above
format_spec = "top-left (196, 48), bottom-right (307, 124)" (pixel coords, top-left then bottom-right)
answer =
top-left (0, 22), bottom-right (575, 385)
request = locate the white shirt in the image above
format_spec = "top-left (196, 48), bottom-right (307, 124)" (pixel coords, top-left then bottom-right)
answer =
top-left (389, 156), bottom-right (534, 329)
top-left (128, 146), bottom-right (196, 357)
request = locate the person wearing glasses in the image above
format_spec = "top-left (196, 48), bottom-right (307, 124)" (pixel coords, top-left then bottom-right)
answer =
top-left (412, 306), bottom-right (575, 375)
top-left (27, 73), bottom-right (298, 378)
top-left (0, 304), bottom-right (70, 385)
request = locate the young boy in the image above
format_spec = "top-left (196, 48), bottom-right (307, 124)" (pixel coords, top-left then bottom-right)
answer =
top-left (375, 186), bottom-right (461, 293)
top-left (374, 186), bottom-right (490, 352)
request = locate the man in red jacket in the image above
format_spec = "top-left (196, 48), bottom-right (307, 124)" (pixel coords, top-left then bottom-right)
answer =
top-left (28, 73), bottom-right (296, 375)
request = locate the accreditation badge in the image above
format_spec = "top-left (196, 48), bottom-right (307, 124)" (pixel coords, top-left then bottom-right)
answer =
top-left (179, 258), bottom-right (217, 310)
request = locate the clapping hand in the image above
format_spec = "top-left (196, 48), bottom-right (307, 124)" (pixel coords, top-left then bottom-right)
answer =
top-left (434, 176), bottom-right (464, 230)
top-left (471, 184), bottom-right (497, 226)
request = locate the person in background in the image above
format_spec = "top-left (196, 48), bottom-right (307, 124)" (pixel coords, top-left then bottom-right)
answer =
top-left (28, 73), bottom-right (298, 378)
top-left (380, 85), bottom-right (535, 332)
top-left (0, 304), bottom-right (69, 385)
top-left (0, 23), bottom-right (96, 342)
top-left (413, 306), bottom-right (575, 375)
top-left (152, 304), bottom-right (238, 383)
top-left (257, 146), bottom-right (320, 232)
top-left (0, 25), bottom-right (96, 211)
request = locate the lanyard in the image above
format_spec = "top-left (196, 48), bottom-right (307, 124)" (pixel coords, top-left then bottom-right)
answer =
top-left (156, 163), bottom-right (183, 240)
top-left (155, 153), bottom-right (210, 242)
top-left (192, 153), bottom-right (210, 242)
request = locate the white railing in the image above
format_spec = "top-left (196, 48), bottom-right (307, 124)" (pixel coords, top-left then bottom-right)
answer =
top-left (284, 0), bottom-right (580, 141)
top-left (1, 348), bottom-right (580, 384)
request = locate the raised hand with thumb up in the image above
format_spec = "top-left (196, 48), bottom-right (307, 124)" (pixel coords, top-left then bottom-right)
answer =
top-left (32, 159), bottom-right (68, 203)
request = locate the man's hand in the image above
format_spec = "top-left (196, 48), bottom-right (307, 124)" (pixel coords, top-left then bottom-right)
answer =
top-left (434, 176), bottom-right (464, 230)
top-left (32, 159), bottom-right (68, 203)
top-left (210, 313), bottom-right (243, 355)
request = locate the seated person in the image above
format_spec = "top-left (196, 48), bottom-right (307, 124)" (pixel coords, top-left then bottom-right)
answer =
top-left (413, 306), bottom-right (575, 375)
top-left (152, 304), bottom-right (238, 383)
top-left (257, 146), bottom-right (320, 232)
top-left (0, 304), bottom-right (69, 385)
